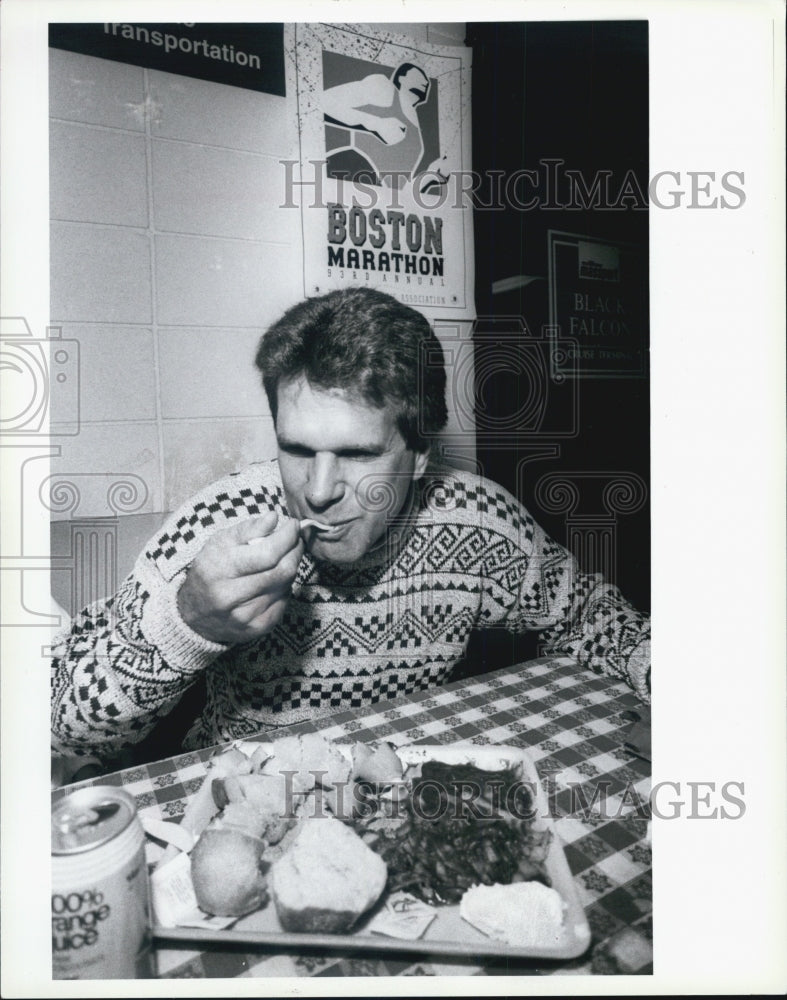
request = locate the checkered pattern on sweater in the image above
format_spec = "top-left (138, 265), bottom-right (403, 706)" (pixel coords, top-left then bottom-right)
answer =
top-left (51, 462), bottom-right (650, 760)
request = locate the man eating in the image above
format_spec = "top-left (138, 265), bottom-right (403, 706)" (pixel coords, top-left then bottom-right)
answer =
top-left (51, 287), bottom-right (650, 768)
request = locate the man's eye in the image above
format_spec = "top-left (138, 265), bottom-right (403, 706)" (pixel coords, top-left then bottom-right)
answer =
top-left (280, 444), bottom-right (313, 458)
top-left (340, 450), bottom-right (379, 461)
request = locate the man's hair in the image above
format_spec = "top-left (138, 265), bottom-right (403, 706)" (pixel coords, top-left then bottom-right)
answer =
top-left (255, 287), bottom-right (447, 452)
top-left (392, 62), bottom-right (429, 93)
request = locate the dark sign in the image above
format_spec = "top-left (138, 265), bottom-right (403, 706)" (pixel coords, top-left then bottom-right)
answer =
top-left (49, 23), bottom-right (285, 96)
top-left (548, 231), bottom-right (648, 378)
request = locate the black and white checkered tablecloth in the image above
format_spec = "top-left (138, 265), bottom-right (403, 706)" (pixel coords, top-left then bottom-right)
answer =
top-left (54, 656), bottom-right (652, 979)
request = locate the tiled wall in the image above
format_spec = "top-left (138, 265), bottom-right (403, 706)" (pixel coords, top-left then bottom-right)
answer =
top-left (48, 22), bottom-right (467, 520)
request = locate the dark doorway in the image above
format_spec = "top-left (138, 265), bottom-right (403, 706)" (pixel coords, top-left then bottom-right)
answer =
top-left (467, 21), bottom-right (650, 617)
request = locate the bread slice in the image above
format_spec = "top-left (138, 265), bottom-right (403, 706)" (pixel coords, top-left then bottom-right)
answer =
top-left (269, 816), bottom-right (387, 933)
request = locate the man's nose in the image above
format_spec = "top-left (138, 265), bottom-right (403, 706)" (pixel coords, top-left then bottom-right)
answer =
top-left (305, 453), bottom-right (343, 509)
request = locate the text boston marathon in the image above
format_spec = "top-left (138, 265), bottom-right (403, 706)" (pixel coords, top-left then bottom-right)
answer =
top-left (327, 205), bottom-right (445, 277)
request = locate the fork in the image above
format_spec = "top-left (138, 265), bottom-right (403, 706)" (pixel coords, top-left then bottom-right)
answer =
top-left (246, 518), bottom-right (335, 545)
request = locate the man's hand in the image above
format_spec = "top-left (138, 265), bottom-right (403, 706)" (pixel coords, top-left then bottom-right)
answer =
top-left (177, 513), bottom-right (304, 645)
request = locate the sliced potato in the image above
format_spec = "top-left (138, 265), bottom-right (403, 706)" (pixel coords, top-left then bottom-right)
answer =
top-left (249, 744), bottom-right (271, 772)
top-left (351, 741), bottom-right (403, 783)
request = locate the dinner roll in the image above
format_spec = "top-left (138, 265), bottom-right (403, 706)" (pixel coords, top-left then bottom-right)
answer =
top-left (190, 827), bottom-right (268, 917)
top-left (269, 817), bottom-right (387, 933)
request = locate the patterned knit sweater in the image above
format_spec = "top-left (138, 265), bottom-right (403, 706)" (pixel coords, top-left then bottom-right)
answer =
top-left (51, 461), bottom-right (650, 760)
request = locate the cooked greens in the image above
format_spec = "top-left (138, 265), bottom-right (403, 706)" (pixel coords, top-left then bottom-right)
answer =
top-left (353, 760), bottom-right (551, 905)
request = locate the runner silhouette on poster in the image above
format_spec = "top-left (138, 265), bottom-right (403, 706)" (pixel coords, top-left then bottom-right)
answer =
top-left (323, 62), bottom-right (450, 195)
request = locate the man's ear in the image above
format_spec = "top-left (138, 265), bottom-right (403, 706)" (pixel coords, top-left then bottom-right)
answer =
top-left (413, 447), bottom-right (431, 480)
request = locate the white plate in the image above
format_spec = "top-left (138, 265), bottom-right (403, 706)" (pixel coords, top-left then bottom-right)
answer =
top-left (151, 743), bottom-right (592, 961)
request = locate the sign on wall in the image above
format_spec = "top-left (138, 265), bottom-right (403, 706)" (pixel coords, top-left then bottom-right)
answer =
top-left (286, 23), bottom-right (475, 318)
top-left (548, 231), bottom-right (648, 378)
top-left (49, 23), bottom-right (286, 96)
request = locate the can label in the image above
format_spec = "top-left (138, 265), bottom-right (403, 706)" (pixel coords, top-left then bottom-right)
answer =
top-left (52, 788), bottom-right (154, 979)
top-left (52, 840), bottom-right (152, 979)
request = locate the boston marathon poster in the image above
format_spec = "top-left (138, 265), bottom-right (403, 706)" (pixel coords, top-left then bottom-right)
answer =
top-left (285, 23), bottom-right (474, 319)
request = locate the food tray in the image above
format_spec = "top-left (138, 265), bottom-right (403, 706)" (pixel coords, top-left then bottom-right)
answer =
top-left (151, 743), bottom-right (592, 961)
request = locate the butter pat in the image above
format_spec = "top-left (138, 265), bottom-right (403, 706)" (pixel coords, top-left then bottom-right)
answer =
top-left (459, 882), bottom-right (566, 948)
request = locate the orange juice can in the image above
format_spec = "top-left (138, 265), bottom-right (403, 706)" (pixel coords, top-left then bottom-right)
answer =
top-left (51, 787), bottom-right (153, 979)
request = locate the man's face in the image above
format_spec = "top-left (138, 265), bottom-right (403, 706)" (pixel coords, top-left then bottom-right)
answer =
top-left (398, 67), bottom-right (429, 109)
top-left (275, 375), bottom-right (429, 564)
